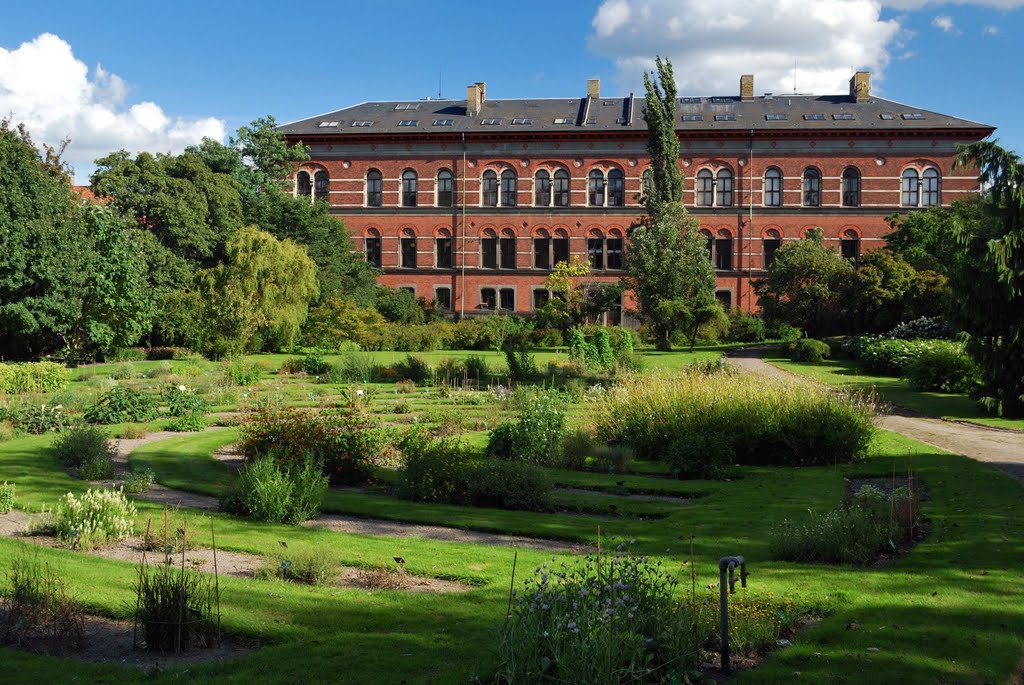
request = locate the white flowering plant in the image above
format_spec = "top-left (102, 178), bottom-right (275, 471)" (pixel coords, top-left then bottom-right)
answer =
top-left (55, 487), bottom-right (137, 550)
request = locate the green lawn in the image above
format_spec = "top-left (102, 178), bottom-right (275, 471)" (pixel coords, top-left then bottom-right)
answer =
top-left (766, 353), bottom-right (1024, 431)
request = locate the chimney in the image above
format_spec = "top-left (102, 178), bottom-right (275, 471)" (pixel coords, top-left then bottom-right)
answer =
top-left (740, 74), bottom-right (754, 101)
top-left (850, 71), bottom-right (870, 103)
top-left (474, 81), bottom-right (487, 104)
top-left (467, 83), bottom-right (481, 115)
top-left (587, 78), bottom-right (600, 99)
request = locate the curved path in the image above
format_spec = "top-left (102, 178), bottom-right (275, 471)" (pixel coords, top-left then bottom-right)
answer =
top-left (726, 348), bottom-right (1024, 484)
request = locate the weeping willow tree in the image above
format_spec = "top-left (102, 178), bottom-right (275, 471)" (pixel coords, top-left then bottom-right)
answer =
top-left (950, 141), bottom-right (1024, 417)
top-left (197, 226), bottom-right (319, 356)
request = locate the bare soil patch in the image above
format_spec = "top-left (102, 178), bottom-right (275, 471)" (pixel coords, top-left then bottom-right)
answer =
top-left (337, 567), bottom-right (470, 594)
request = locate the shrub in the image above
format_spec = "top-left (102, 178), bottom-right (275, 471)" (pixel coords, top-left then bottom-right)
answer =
top-left (0, 550), bottom-right (85, 649)
top-left (84, 386), bottom-right (158, 424)
top-left (786, 338), bottom-right (831, 363)
top-left (260, 547), bottom-right (335, 585)
top-left (590, 444), bottom-right (634, 474)
top-left (122, 469), bottom-right (155, 494)
top-left (464, 355), bottom-right (489, 382)
top-left (226, 453), bottom-right (328, 524)
top-left (394, 355), bottom-right (431, 384)
top-left (903, 342), bottom-right (979, 393)
top-left (395, 379), bottom-right (416, 394)
top-left (667, 432), bottom-right (735, 480)
top-left (685, 356), bottom-right (732, 375)
top-left (278, 357), bottom-right (305, 375)
top-left (52, 425), bottom-right (116, 471)
top-left (111, 362), bottom-right (138, 380)
top-left (594, 372), bottom-right (874, 467)
top-left (166, 413), bottom-right (207, 432)
top-left (55, 488), bottom-right (137, 550)
top-left (436, 357), bottom-right (466, 381)
top-left (0, 402), bottom-right (68, 434)
top-left (322, 353), bottom-right (375, 384)
top-left (532, 328), bottom-right (564, 347)
top-left (0, 362), bottom-right (71, 394)
top-left (728, 313), bottom-right (767, 343)
top-left (769, 506), bottom-right (897, 565)
top-left (487, 389), bottom-right (566, 466)
top-left (888, 316), bottom-right (956, 340)
top-left (767, 322), bottom-right (802, 342)
top-left (134, 557), bottom-right (217, 652)
top-left (109, 348), bottom-right (147, 362)
top-left (302, 349), bottom-right (330, 376)
top-left (221, 359), bottom-right (263, 385)
top-left (399, 432), bottom-right (474, 505)
top-left (558, 427), bottom-right (595, 471)
top-left (77, 453), bottom-right (114, 480)
top-left (504, 346), bottom-right (537, 382)
top-left (0, 482), bottom-right (14, 513)
top-left (847, 336), bottom-right (940, 376)
top-left (468, 460), bottom-right (553, 512)
top-left (164, 385), bottom-right (209, 417)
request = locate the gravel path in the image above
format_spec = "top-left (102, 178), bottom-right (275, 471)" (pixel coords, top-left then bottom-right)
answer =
top-left (726, 349), bottom-right (1024, 484)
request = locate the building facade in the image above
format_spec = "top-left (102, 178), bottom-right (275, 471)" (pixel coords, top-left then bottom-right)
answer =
top-left (278, 73), bottom-right (993, 319)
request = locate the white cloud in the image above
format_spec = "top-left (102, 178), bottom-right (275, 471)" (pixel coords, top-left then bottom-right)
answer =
top-left (883, 0), bottom-right (1024, 8)
top-left (0, 33), bottom-right (225, 182)
top-left (983, 24), bottom-right (1001, 33)
top-left (932, 14), bottom-right (957, 31)
top-left (588, 0), bottom-right (901, 96)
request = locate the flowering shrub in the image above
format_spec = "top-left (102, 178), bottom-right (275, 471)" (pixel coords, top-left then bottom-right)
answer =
top-left (0, 362), bottom-right (71, 394)
top-left (594, 372), bottom-right (874, 467)
top-left (487, 388), bottom-right (567, 466)
top-left (887, 316), bottom-right (956, 340)
top-left (84, 386), bottom-right (158, 424)
top-left (1, 402), bottom-right (68, 434)
top-left (55, 488), bottom-right (136, 550)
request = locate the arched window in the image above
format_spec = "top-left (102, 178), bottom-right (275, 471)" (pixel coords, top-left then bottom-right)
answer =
top-left (588, 169), bottom-right (606, 206)
top-left (764, 168), bottom-right (782, 207)
top-left (482, 170), bottom-right (498, 207)
top-left (714, 229), bottom-right (733, 271)
top-left (842, 168), bottom-right (861, 207)
top-left (717, 169), bottom-right (733, 207)
top-left (841, 229), bottom-right (861, 264)
top-left (437, 170), bottom-right (454, 207)
top-left (587, 229), bottom-right (605, 270)
top-left (314, 171), bottom-right (329, 202)
top-left (402, 170), bottom-right (418, 207)
top-left (553, 228), bottom-right (570, 266)
top-left (641, 168), bottom-right (653, 201)
top-left (296, 171), bottom-right (311, 198)
top-left (608, 169), bottom-right (624, 206)
top-left (696, 169), bottom-right (714, 206)
top-left (481, 229), bottom-right (498, 269)
top-left (803, 168), bottom-right (821, 207)
top-left (400, 228), bottom-right (417, 268)
top-left (554, 169), bottom-right (570, 207)
top-left (366, 169), bottom-right (382, 207)
top-left (763, 229), bottom-right (781, 270)
top-left (534, 228), bottom-right (551, 269)
top-left (901, 169), bottom-right (920, 207)
top-left (436, 229), bottom-right (453, 269)
top-left (922, 168), bottom-right (940, 207)
top-left (499, 228), bottom-right (516, 269)
top-left (535, 170), bottom-right (551, 207)
top-left (365, 228), bottom-right (382, 268)
top-left (501, 169), bottom-right (518, 207)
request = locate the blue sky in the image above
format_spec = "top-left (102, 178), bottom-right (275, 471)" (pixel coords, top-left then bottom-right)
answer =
top-left (1, 1), bottom-right (1020, 182)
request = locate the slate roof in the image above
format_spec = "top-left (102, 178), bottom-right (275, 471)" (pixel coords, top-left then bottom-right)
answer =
top-left (278, 93), bottom-right (993, 137)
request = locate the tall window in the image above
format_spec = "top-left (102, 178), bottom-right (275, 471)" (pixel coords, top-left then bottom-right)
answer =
top-left (553, 229), bottom-right (570, 266)
top-left (296, 171), bottom-right (311, 198)
top-left (803, 168), bottom-right (821, 207)
top-left (435, 287), bottom-right (452, 310)
top-left (714, 230), bottom-right (733, 271)
top-left (436, 231), bottom-right (453, 269)
top-left (717, 169), bottom-right (733, 207)
top-left (402, 170), bottom-right (418, 207)
top-left (696, 169), bottom-right (714, 206)
top-left (535, 170), bottom-right (551, 206)
top-left (500, 170), bottom-right (518, 207)
top-left (922, 168), bottom-right (940, 207)
top-left (588, 170), bottom-right (606, 206)
top-left (437, 170), bottom-right (454, 207)
top-left (606, 232), bottom-right (624, 270)
top-left (534, 230), bottom-right (551, 270)
top-left (481, 229), bottom-right (498, 269)
top-left (901, 169), bottom-right (920, 207)
top-left (499, 229), bottom-right (516, 269)
top-left (533, 289), bottom-right (550, 310)
top-left (314, 171), bottom-right (329, 202)
top-left (763, 230), bottom-right (781, 270)
top-left (480, 288), bottom-right (496, 311)
top-left (764, 168), bottom-right (782, 207)
top-left (641, 168), bottom-right (653, 202)
top-left (400, 230), bottom-right (417, 268)
top-left (554, 169), bottom-right (570, 207)
top-left (482, 170), bottom-right (498, 207)
top-left (499, 288), bottom-right (515, 311)
top-left (587, 231), bottom-right (605, 270)
top-left (608, 169), bottom-right (624, 206)
top-left (365, 230), bottom-right (382, 268)
top-left (842, 168), bottom-right (861, 207)
top-left (366, 169), bottom-right (382, 207)
top-left (840, 229), bottom-right (861, 264)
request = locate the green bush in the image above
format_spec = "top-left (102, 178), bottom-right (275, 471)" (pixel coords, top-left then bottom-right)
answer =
top-left (302, 349), bottom-right (330, 376)
top-left (903, 342), bottom-right (979, 392)
top-left (77, 453), bottom-right (114, 480)
top-left (464, 355), bottom-right (489, 381)
top-left (227, 453), bottom-right (328, 524)
top-left (55, 488), bottom-right (137, 550)
top-left (847, 336), bottom-right (936, 376)
top-left (322, 353), bottom-right (375, 384)
top-left (134, 557), bottom-right (217, 652)
top-left (667, 433), bottom-right (735, 479)
top-left (84, 386), bottom-right (158, 424)
top-left (468, 460), bottom-right (552, 512)
top-left (769, 506), bottom-right (897, 565)
top-left (122, 469), bottom-right (155, 494)
top-left (4, 403), bottom-right (68, 434)
top-left (399, 432), bottom-right (473, 505)
top-left (221, 359), bottom-right (263, 385)
top-left (594, 372), bottom-right (874, 467)
top-left (166, 413), bottom-right (207, 432)
top-left (728, 313), bottom-right (767, 342)
top-left (394, 355), bottom-right (431, 384)
top-left (558, 427), bottom-right (595, 471)
top-left (487, 389), bottom-right (566, 466)
top-left (0, 362), bottom-right (71, 394)
top-left (260, 547), bottom-right (336, 586)
top-left (0, 482), bottom-right (14, 513)
top-left (164, 386), bottom-right (208, 417)
top-left (52, 425), bottom-right (116, 471)
top-left (503, 346), bottom-right (537, 382)
top-left (786, 338), bottom-right (831, 363)
top-left (767, 322), bottom-right (802, 342)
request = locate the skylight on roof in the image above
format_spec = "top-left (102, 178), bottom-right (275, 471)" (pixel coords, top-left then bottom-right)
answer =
top-left (765, 114), bottom-right (787, 121)
top-left (715, 114), bottom-right (736, 121)
top-left (879, 113), bottom-right (895, 120)
top-left (833, 113), bottom-right (855, 120)
top-left (433, 119), bottom-right (454, 126)
top-left (481, 118), bottom-right (502, 125)
top-left (803, 114), bottom-right (826, 121)
top-left (394, 103), bottom-right (420, 111)
top-left (682, 114), bottom-right (704, 122)
top-left (902, 113), bottom-right (926, 120)
top-left (398, 120), bottom-right (418, 126)
top-left (711, 97), bottom-right (732, 103)
top-left (318, 121), bottom-right (339, 127)
top-left (511, 118), bottom-right (533, 125)
top-left (553, 117), bottom-right (573, 124)
top-left (351, 121), bottom-right (373, 127)
top-left (680, 97), bottom-right (702, 104)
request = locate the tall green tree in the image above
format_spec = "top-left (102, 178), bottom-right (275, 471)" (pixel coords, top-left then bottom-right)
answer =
top-left (231, 116), bottom-right (309, 193)
top-left (845, 248), bottom-right (949, 333)
top-left (623, 57), bottom-right (718, 350)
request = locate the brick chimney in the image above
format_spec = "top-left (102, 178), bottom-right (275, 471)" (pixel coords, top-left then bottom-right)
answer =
top-left (475, 81), bottom-right (487, 103)
top-left (850, 71), bottom-right (870, 103)
top-left (467, 83), bottom-right (482, 115)
top-left (740, 74), bottom-right (754, 101)
top-left (587, 78), bottom-right (600, 99)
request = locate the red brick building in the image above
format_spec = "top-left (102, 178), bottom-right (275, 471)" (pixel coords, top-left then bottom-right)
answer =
top-left (278, 73), bottom-right (993, 320)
